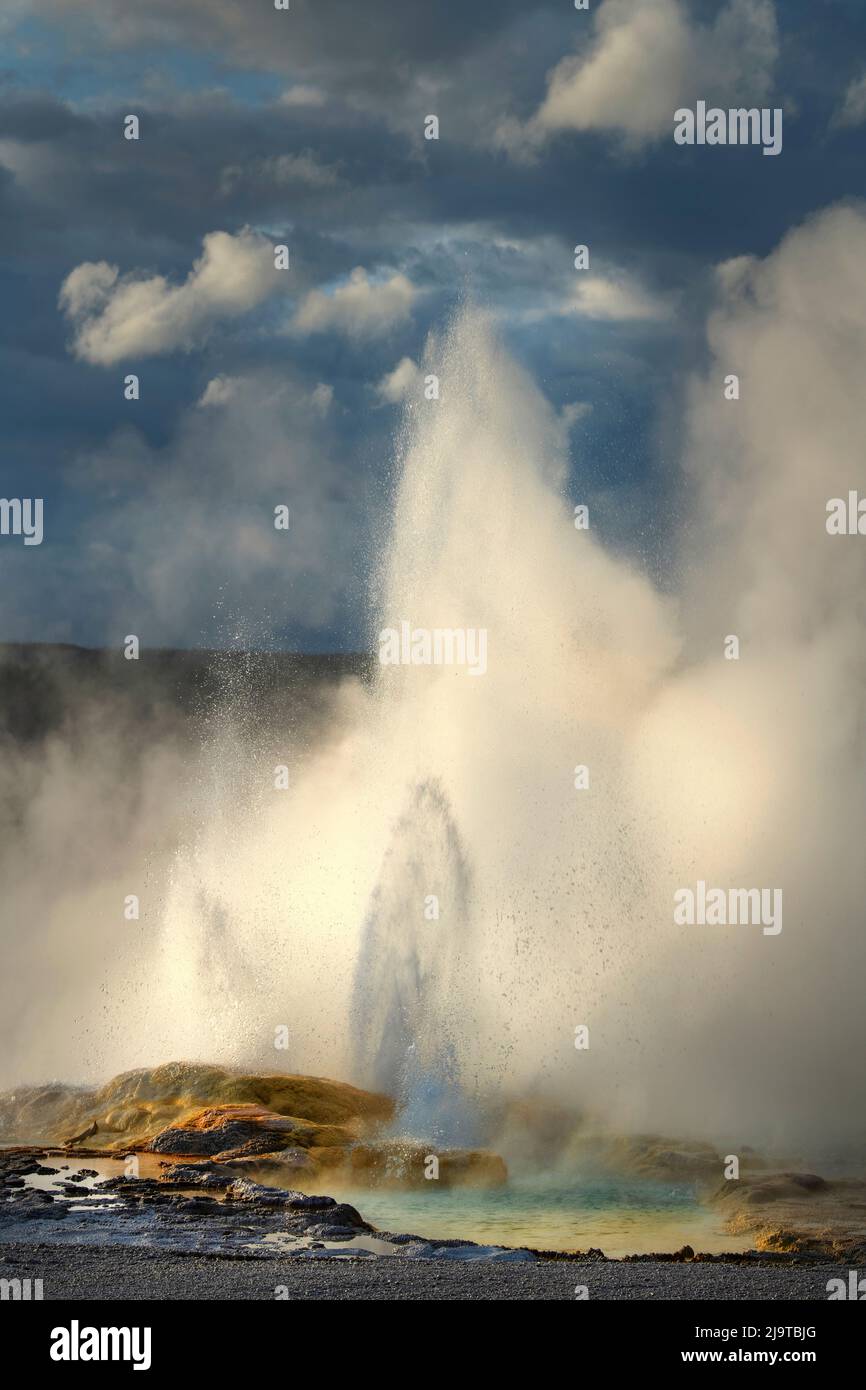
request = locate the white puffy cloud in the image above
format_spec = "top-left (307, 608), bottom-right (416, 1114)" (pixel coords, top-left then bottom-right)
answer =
top-left (564, 274), bottom-right (671, 321)
top-left (310, 382), bottom-right (334, 415)
top-left (517, 273), bottom-right (671, 323)
top-left (197, 375), bottom-right (239, 408)
top-left (289, 267), bottom-right (418, 339)
top-left (59, 229), bottom-right (282, 365)
top-left (834, 72), bottom-right (866, 129)
top-left (375, 356), bottom-right (421, 403)
top-left (531, 0), bottom-right (778, 147)
top-left (57, 259), bottom-right (120, 319)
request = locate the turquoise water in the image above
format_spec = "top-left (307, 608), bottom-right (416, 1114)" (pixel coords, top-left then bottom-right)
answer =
top-left (24, 1157), bottom-right (747, 1256)
top-left (333, 1175), bottom-right (746, 1256)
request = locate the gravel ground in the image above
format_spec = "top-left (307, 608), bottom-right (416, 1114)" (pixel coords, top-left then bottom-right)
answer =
top-left (0, 1242), bottom-right (839, 1300)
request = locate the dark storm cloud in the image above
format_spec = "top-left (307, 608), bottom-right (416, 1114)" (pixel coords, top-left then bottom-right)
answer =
top-left (41, 0), bottom-right (552, 87)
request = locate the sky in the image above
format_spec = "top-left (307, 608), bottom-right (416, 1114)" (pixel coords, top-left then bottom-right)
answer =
top-left (0, 0), bottom-right (865, 651)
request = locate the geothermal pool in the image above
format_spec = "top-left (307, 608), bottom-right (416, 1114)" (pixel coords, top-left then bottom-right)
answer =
top-left (328, 1175), bottom-right (747, 1257)
top-left (15, 1155), bottom-right (746, 1257)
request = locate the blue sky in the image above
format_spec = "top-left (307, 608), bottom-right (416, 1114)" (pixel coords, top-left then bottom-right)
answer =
top-left (0, 0), bottom-right (865, 650)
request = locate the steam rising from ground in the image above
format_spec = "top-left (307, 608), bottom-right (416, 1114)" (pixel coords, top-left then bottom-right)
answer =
top-left (2, 203), bottom-right (866, 1157)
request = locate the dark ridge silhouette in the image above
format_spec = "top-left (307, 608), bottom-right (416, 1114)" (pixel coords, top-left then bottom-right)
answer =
top-left (0, 642), bottom-right (375, 745)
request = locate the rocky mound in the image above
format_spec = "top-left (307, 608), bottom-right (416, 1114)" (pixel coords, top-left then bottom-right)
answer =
top-left (0, 1062), bottom-right (393, 1151)
top-left (146, 1112), bottom-right (507, 1186)
top-left (312, 1136), bottom-right (508, 1188)
top-left (712, 1169), bottom-right (866, 1259)
top-left (0, 1063), bottom-right (509, 1191)
top-left (148, 1103), bottom-right (349, 1158)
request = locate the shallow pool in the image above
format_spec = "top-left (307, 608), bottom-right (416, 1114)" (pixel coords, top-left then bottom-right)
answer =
top-left (327, 1174), bottom-right (747, 1257)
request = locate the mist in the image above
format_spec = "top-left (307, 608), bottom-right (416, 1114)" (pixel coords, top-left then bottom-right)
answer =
top-left (2, 202), bottom-right (865, 1160)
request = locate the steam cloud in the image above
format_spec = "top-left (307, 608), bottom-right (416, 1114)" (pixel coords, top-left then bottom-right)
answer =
top-left (2, 202), bottom-right (865, 1158)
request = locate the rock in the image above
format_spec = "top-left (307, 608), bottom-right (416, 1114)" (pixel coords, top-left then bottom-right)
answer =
top-left (286, 1194), bottom-right (336, 1211)
top-left (721, 1172), bottom-right (831, 1206)
top-left (289, 1201), bottom-right (371, 1238)
top-left (221, 1148), bottom-right (315, 1179)
top-left (0, 1156), bottom-right (46, 1178)
top-left (224, 1178), bottom-right (304, 1207)
top-left (172, 1198), bottom-right (222, 1216)
top-left (304, 1224), bottom-right (362, 1241)
top-left (338, 1138), bottom-right (508, 1188)
top-left (156, 1162), bottom-right (234, 1189)
top-left (711, 1170), bottom-right (866, 1260)
top-left (62, 1121), bottom-right (98, 1147)
top-left (99, 1177), bottom-right (168, 1210)
top-left (786, 1173), bottom-right (828, 1193)
top-left (19, 1203), bottom-right (68, 1220)
top-left (0, 1084), bottom-right (95, 1148)
top-left (0, 1066), bottom-right (513, 1200)
top-left (6, 1189), bottom-right (68, 1220)
top-left (8, 1187), bottom-right (54, 1204)
top-left (315, 1202), bottom-right (367, 1230)
top-left (0, 1062), bottom-right (392, 1150)
top-left (148, 1104), bottom-right (348, 1158)
top-left (591, 1132), bottom-right (733, 1184)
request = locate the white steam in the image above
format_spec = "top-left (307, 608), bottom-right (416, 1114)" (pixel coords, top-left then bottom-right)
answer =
top-left (2, 204), bottom-right (866, 1157)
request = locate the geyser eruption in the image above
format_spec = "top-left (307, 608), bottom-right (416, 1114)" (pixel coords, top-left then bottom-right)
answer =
top-left (347, 307), bottom-right (681, 1142)
top-left (4, 207), bottom-right (866, 1162)
top-left (351, 780), bottom-right (477, 1145)
top-left (354, 307), bottom-right (692, 1120)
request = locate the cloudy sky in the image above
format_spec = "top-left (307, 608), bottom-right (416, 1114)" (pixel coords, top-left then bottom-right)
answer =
top-left (1, 0), bottom-right (865, 650)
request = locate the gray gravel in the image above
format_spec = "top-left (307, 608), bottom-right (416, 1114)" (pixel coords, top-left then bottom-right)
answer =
top-left (0, 1242), bottom-right (839, 1300)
